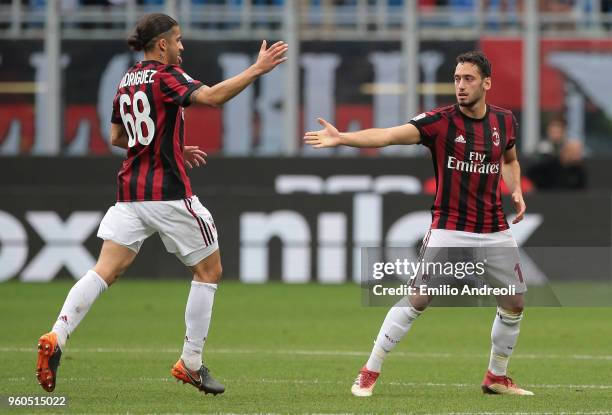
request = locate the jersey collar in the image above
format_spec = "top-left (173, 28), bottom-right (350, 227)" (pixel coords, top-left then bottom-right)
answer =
top-left (455, 104), bottom-right (490, 121)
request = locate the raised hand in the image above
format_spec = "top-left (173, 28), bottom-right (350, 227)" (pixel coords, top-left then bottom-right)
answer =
top-left (183, 146), bottom-right (207, 169)
top-left (303, 118), bottom-right (342, 149)
top-left (253, 40), bottom-right (289, 75)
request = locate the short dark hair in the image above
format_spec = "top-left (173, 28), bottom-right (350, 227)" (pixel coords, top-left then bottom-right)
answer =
top-left (127, 13), bottom-right (178, 52)
top-left (456, 51), bottom-right (492, 78)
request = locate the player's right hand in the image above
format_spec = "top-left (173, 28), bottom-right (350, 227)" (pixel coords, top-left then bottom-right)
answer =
top-left (303, 118), bottom-right (342, 148)
top-left (253, 40), bottom-right (289, 75)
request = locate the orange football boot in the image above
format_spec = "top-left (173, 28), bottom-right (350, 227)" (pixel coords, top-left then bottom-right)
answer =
top-left (36, 332), bottom-right (62, 392)
top-left (171, 359), bottom-right (225, 395)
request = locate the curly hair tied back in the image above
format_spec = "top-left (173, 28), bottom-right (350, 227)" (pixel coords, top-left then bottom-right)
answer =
top-left (127, 13), bottom-right (178, 52)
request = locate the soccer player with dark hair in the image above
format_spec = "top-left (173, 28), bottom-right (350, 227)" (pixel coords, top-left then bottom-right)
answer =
top-left (36, 13), bottom-right (288, 395)
top-left (305, 50), bottom-right (533, 396)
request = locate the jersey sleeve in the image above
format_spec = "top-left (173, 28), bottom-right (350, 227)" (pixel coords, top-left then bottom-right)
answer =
top-left (111, 91), bottom-right (122, 124)
top-left (408, 111), bottom-right (443, 147)
top-left (158, 65), bottom-right (204, 107)
top-left (506, 114), bottom-right (519, 150)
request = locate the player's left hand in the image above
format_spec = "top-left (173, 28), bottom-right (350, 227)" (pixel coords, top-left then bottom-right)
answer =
top-left (511, 191), bottom-right (525, 224)
top-left (183, 146), bottom-right (207, 169)
top-left (253, 40), bottom-right (289, 75)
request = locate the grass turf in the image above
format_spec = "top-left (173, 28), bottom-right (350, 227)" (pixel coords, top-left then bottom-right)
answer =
top-left (1, 280), bottom-right (611, 414)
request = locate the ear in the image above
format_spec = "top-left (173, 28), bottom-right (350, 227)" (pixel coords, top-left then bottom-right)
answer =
top-left (158, 37), bottom-right (167, 52)
top-left (483, 77), bottom-right (492, 91)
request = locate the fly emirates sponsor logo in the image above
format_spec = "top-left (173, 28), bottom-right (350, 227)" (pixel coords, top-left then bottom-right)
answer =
top-left (447, 151), bottom-right (500, 174)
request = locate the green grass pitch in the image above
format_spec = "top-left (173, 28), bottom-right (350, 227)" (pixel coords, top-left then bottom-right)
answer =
top-left (1, 280), bottom-right (611, 414)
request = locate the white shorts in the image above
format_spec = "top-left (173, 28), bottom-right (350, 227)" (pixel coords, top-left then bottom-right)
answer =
top-left (413, 228), bottom-right (527, 294)
top-left (97, 195), bottom-right (218, 267)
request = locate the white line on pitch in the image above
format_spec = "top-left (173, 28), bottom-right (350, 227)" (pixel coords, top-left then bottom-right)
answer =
top-left (425, 413), bottom-right (612, 415)
top-left (6, 376), bottom-right (612, 390)
top-left (3, 346), bottom-right (612, 362)
top-left (432, 413), bottom-right (612, 415)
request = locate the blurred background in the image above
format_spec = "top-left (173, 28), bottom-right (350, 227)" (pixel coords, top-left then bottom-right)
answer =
top-left (0, 0), bottom-right (610, 285)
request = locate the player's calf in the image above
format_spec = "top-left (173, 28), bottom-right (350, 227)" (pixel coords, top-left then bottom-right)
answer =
top-left (489, 307), bottom-right (522, 377)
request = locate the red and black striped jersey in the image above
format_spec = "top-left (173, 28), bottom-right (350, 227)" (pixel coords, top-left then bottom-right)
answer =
top-left (409, 104), bottom-right (518, 233)
top-left (111, 60), bottom-right (203, 202)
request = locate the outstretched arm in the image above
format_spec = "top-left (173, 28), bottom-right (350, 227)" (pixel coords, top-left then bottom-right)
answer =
top-left (502, 146), bottom-right (526, 224)
top-left (303, 118), bottom-right (421, 148)
top-left (190, 40), bottom-right (288, 107)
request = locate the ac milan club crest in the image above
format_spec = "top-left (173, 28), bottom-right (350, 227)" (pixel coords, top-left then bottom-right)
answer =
top-left (492, 127), bottom-right (501, 146)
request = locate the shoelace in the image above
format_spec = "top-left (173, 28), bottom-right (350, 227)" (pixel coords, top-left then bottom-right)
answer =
top-left (356, 370), bottom-right (377, 388)
top-left (184, 366), bottom-right (202, 386)
top-left (502, 376), bottom-right (517, 388)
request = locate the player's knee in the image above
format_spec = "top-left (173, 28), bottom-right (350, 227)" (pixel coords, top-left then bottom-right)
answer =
top-left (497, 294), bottom-right (524, 314)
top-left (105, 274), bottom-right (120, 286)
top-left (209, 264), bottom-right (222, 283)
top-left (502, 301), bottom-right (524, 315)
top-left (193, 273), bottom-right (220, 284)
top-left (193, 264), bottom-right (222, 284)
top-left (94, 270), bottom-right (117, 286)
top-left (216, 263), bottom-right (223, 281)
top-left (497, 307), bottom-right (523, 325)
top-left (508, 305), bottom-right (524, 314)
top-left (101, 269), bottom-right (125, 286)
top-left (94, 261), bottom-right (130, 286)
top-left (408, 294), bottom-right (430, 312)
